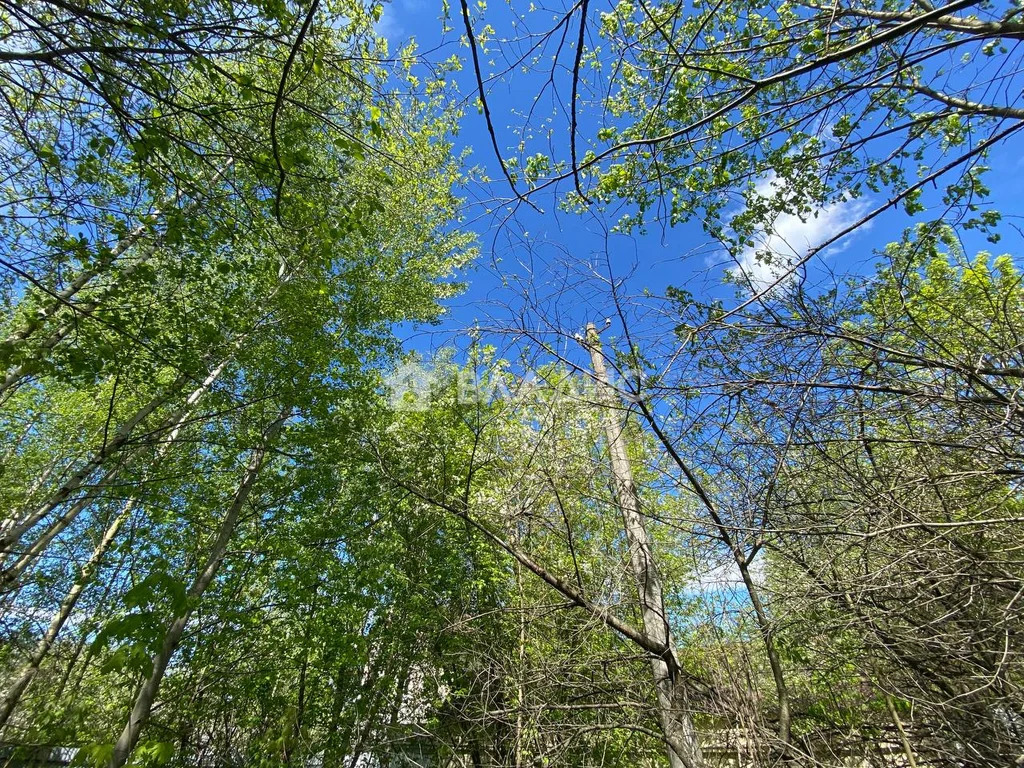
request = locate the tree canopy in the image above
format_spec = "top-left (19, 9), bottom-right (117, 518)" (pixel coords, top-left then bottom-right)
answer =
top-left (0, 0), bottom-right (1022, 767)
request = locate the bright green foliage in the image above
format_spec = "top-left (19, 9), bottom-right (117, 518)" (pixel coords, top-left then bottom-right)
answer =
top-left (2, 0), bottom-right (1023, 765)
top-left (0, 1), bottom-right (476, 765)
top-left (555, 0), bottom-right (1020, 246)
top-left (657, 224), bottom-right (1024, 764)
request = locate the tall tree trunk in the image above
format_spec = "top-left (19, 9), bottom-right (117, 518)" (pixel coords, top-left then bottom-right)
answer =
top-left (386, 451), bottom-right (707, 760)
top-left (513, 526), bottom-right (527, 768)
top-left (0, 352), bottom-right (234, 587)
top-left (283, 613), bottom-right (314, 767)
top-left (583, 323), bottom-right (705, 768)
top-left (0, 374), bottom-right (189, 554)
top-left (326, 660), bottom-right (352, 763)
top-left (0, 476), bottom-right (120, 588)
top-left (883, 691), bottom-right (919, 768)
top-left (736, 556), bottom-right (791, 747)
top-left (109, 410), bottom-right (287, 768)
top-left (0, 501), bottom-right (131, 729)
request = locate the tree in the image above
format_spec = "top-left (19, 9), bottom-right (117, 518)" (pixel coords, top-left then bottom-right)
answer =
top-left (373, 347), bottom-right (726, 767)
top-left (462, 0), bottom-right (1019, 289)
top-left (651, 221), bottom-right (1024, 765)
top-left (0, 4), bottom-right (476, 762)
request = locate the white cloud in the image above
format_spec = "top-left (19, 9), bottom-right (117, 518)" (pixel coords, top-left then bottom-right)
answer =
top-left (374, 6), bottom-right (403, 42)
top-left (734, 174), bottom-right (872, 292)
top-left (373, 0), bottom-right (426, 43)
top-left (693, 551), bottom-right (765, 592)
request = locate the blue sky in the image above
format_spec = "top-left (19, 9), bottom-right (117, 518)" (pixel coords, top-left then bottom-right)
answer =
top-left (377, 0), bottom-right (1024, 366)
top-left (375, 0), bottom-right (1024, 599)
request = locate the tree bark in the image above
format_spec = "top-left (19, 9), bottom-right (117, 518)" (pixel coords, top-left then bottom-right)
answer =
top-left (109, 410), bottom-right (287, 768)
top-left (583, 323), bottom-right (705, 768)
top-left (0, 501), bottom-right (131, 729)
top-left (884, 691), bottom-right (919, 768)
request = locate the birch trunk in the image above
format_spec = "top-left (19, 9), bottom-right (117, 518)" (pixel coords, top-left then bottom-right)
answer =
top-left (109, 410), bottom-right (287, 768)
top-left (583, 323), bottom-right (705, 768)
top-left (0, 455), bottom-right (71, 549)
top-left (0, 501), bottom-right (131, 729)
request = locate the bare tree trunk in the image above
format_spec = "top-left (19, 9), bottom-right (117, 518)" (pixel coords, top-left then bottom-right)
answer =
top-left (0, 352), bottom-right (234, 587)
top-left (55, 537), bottom-right (133, 706)
top-left (583, 323), bottom-right (705, 768)
top-left (0, 477), bottom-right (120, 589)
top-left (0, 500), bottom-right (131, 729)
top-left (109, 410), bottom-right (287, 768)
top-left (883, 692), bottom-right (919, 768)
top-left (0, 374), bottom-right (188, 554)
top-left (736, 557), bottom-right (791, 747)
